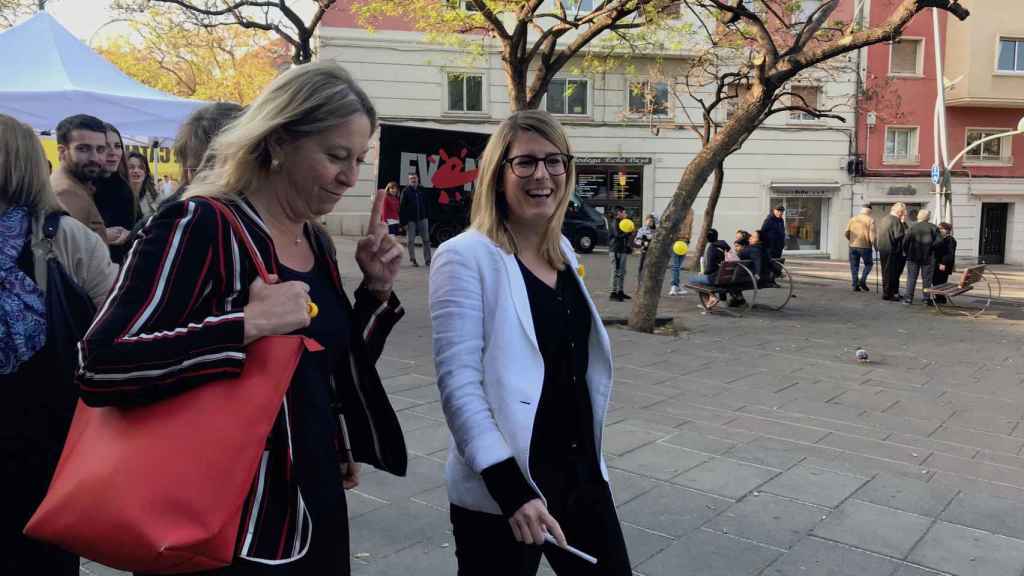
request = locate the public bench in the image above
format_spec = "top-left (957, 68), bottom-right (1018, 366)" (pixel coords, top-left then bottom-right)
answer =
top-left (924, 264), bottom-right (991, 318)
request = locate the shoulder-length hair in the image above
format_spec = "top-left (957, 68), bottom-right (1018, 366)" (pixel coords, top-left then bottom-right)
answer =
top-left (470, 110), bottom-right (574, 270)
top-left (184, 62), bottom-right (376, 203)
top-left (126, 150), bottom-right (157, 203)
top-left (0, 114), bottom-right (60, 216)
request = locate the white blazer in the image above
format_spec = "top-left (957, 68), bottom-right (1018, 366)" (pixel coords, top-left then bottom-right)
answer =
top-left (429, 229), bottom-right (614, 515)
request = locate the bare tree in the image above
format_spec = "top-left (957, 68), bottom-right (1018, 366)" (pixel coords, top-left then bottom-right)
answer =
top-left (624, 0), bottom-right (969, 332)
top-left (0, 0), bottom-right (53, 28)
top-left (354, 0), bottom-right (684, 111)
top-left (114, 0), bottom-right (336, 64)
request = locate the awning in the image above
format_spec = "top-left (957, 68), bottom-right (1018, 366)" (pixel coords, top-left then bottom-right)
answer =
top-left (770, 180), bottom-right (843, 189)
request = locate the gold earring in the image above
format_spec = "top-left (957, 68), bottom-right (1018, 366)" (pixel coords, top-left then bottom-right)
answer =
top-left (271, 158), bottom-right (280, 171)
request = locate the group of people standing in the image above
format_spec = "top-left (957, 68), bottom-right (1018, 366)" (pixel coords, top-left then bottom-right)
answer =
top-left (4, 63), bottom-right (631, 576)
top-left (847, 202), bottom-right (957, 305)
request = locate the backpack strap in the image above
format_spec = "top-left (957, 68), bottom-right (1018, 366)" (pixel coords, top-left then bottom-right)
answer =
top-left (43, 210), bottom-right (68, 241)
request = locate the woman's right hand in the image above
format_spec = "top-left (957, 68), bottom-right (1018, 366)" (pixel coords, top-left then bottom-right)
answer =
top-left (509, 498), bottom-right (567, 548)
top-left (243, 274), bottom-right (311, 344)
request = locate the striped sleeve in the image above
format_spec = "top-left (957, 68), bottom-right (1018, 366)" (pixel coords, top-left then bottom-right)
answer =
top-left (77, 199), bottom-right (246, 406)
top-left (351, 284), bottom-right (404, 364)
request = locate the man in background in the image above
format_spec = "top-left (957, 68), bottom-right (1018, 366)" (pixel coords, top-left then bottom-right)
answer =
top-left (400, 173), bottom-right (431, 266)
top-left (845, 205), bottom-right (876, 292)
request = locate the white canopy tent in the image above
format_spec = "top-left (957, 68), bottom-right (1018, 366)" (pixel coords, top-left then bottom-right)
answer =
top-left (0, 11), bottom-right (205, 143)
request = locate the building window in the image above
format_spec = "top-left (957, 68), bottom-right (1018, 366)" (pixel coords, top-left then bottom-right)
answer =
top-left (998, 38), bottom-right (1024, 72)
top-left (628, 80), bottom-right (670, 117)
top-left (769, 195), bottom-right (828, 252)
top-left (726, 84), bottom-right (750, 119)
top-left (788, 86), bottom-right (820, 121)
top-left (792, 0), bottom-right (821, 24)
top-left (965, 129), bottom-right (1011, 163)
top-left (889, 38), bottom-right (923, 76)
top-left (546, 78), bottom-right (589, 115)
top-left (447, 72), bottom-right (484, 113)
top-left (884, 126), bottom-right (919, 163)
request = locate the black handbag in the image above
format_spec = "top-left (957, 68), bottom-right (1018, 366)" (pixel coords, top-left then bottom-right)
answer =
top-left (42, 211), bottom-right (97, 379)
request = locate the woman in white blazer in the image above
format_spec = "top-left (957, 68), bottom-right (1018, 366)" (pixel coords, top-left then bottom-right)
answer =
top-left (429, 110), bottom-right (630, 575)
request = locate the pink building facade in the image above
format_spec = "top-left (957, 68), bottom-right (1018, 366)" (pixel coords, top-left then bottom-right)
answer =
top-left (856, 0), bottom-right (1024, 264)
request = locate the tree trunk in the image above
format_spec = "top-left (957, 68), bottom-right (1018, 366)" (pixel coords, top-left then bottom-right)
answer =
top-left (683, 162), bottom-right (725, 271)
top-left (627, 99), bottom-right (769, 333)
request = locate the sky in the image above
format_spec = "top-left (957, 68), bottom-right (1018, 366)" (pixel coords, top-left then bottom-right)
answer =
top-left (37, 1), bottom-right (315, 44)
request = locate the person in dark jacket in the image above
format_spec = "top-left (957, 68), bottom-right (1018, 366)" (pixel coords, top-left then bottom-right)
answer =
top-left (904, 209), bottom-right (940, 305)
top-left (608, 206), bottom-right (633, 301)
top-left (94, 123), bottom-right (138, 264)
top-left (399, 173), bottom-right (431, 266)
top-left (932, 222), bottom-right (957, 303)
top-left (876, 202), bottom-right (908, 301)
top-left (692, 228), bottom-right (731, 307)
top-left (760, 205), bottom-right (786, 259)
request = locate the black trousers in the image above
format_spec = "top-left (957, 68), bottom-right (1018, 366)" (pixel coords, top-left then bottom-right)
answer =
top-left (880, 250), bottom-right (906, 298)
top-left (450, 475), bottom-right (631, 576)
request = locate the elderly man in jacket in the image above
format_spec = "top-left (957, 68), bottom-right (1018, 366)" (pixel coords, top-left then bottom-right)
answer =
top-left (877, 202), bottom-right (908, 301)
top-left (845, 205), bottom-right (876, 292)
top-left (904, 209), bottom-right (940, 306)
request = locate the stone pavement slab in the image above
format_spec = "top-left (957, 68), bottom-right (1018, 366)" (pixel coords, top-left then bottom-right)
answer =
top-left (615, 484), bottom-right (731, 537)
top-left (760, 463), bottom-right (869, 507)
top-left (852, 474), bottom-right (958, 518)
top-left (762, 537), bottom-right (903, 576)
top-left (636, 528), bottom-right (781, 576)
top-left (812, 499), bottom-right (933, 558)
top-left (670, 456), bottom-right (781, 499)
top-left (908, 521), bottom-right (1024, 576)
top-left (704, 492), bottom-right (825, 549)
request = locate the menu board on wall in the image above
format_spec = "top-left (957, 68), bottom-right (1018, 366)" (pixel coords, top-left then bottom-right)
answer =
top-left (576, 173), bottom-right (607, 199)
top-left (611, 171), bottom-right (642, 200)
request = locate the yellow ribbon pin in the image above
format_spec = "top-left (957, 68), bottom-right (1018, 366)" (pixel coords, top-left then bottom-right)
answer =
top-left (577, 264), bottom-right (585, 279)
top-left (307, 301), bottom-right (319, 318)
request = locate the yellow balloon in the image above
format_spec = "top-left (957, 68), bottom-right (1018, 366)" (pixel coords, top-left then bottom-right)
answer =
top-left (673, 240), bottom-right (689, 256)
top-left (618, 218), bottom-right (635, 233)
top-left (308, 301), bottom-right (319, 318)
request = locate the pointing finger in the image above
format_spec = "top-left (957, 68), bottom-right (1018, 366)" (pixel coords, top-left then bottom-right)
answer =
top-left (368, 188), bottom-right (386, 232)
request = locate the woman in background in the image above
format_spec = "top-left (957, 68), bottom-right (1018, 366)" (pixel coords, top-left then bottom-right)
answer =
top-left (128, 151), bottom-right (160, 219)
top-left (94, 123), bottom-right (137, 263)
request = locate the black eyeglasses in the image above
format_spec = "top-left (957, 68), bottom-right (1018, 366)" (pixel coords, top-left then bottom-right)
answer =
top-left (504, 153), bottom-right (573, 178)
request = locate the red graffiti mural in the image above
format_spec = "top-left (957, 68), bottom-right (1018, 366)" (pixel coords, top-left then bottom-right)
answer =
top-left (430, 147), bottom-right (478, 190)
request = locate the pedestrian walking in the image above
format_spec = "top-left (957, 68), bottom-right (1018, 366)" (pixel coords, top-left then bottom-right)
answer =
top-left (429, 110), bottom-right (631, 576)
top-left (608, 206), bottom-right (632, 301)
top-left (382, 181), bottom-right (401, 235)
top-left (759, 205), bottom-right (785, 284)
top-left (1, 114), bottom-right (117, 575)
top-left (400, 173), bottom-right (431, 266)
top-left (845, 205), bottom-right (876, 292)
top-left (877, 202), bottom-right (908, 301)
top-left (77, 62), bottom-right (408, 575)
top-left (667, 208), bottom-right (694, 296)
top-left (904, 209), bottom-right (940, 305)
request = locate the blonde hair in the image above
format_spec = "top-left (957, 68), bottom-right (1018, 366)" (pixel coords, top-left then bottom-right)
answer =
top-left (185, 62), bottom-right (376, 202)
top-left (917, 209), bottom-right (931, 222)
top-left (470, 110), bottom-right (574, 270)
top-left (890, 202), bottom-right (907, 215)
top-left (0, 114), bottom-right (60, 216)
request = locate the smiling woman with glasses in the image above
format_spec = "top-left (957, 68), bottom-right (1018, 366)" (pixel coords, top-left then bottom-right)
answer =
top-left (429, 110), bottom-right (631, 575)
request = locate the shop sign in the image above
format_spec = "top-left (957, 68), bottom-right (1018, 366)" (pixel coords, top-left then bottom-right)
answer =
top-left (773, 189), bottom-right (831, 197)
top-left (886, 185), bottom-right (919, 196)
top-left (575, 156), bottom-right (652, 165)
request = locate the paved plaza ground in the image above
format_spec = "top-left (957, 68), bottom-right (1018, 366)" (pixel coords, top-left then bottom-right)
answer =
top-left (82, 241), bottom-right (1024, 576)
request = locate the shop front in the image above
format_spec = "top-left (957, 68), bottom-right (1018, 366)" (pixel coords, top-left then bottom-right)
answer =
top-left (769, 182), bottom-right (840, 255)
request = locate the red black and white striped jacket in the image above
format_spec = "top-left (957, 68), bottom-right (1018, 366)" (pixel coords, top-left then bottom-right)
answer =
top-left (77, 196), bottom-right (408, 563)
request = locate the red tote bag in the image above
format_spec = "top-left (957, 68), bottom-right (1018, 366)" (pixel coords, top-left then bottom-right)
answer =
top-left (25, 199), bottom-right (315, 573)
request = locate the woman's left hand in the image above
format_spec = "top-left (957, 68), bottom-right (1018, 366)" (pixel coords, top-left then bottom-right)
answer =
top-left (356, 190), bottom-right (403, 294)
